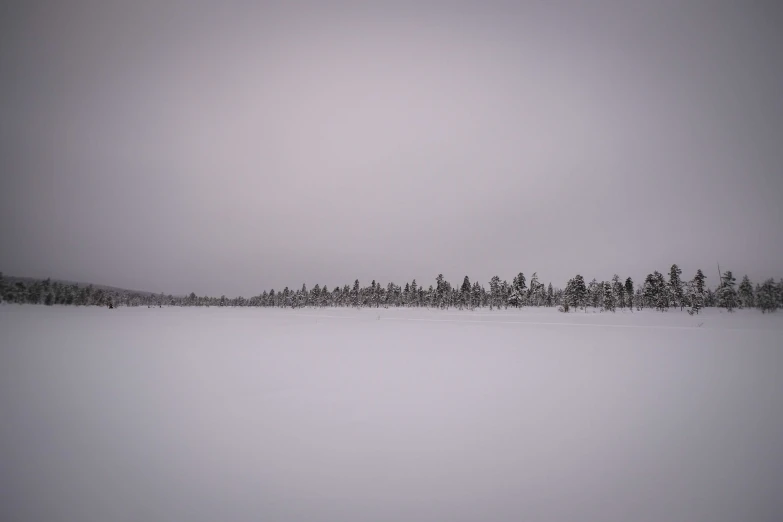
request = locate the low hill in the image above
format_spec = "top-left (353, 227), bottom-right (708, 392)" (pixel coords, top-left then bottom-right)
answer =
top-left (1, 275), bottom-right (160, 296)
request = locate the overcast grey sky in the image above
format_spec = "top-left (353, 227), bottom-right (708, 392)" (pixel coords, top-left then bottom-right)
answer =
top-left (1, 1), bottom-right (782, 296)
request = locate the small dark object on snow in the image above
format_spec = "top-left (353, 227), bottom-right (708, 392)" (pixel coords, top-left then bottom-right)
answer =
top-left (108, 303), bottom-right (114, 309)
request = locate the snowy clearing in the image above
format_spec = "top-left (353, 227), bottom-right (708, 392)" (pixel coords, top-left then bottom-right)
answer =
top-left (1, 305), bottom-right (782, 522)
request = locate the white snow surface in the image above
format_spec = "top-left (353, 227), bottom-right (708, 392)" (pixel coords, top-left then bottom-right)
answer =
top-left (1, 305), bottom-right (782, 522)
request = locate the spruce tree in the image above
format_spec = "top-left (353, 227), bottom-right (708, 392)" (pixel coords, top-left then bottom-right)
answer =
top-left (372, 281), bottom-right (381, 308)
top-left (500, 280), bottom-right (510, 309)
top-left (642, 271), bottom-right (670, 311)
top-left (693, 269), bottom-right (706, 297)
top-left (705, 288), bottom-right (716, 307)
top-left (643, 274), bottom-right (657, 309)
top-left (603, 281), bottom-right (616, 312)
top-left (517, 273), bottom-right (527, 296)
top-left (489, 276), bottom-right (501, 310)
top-left (553, 287), bottom-right (563, 307)
top-left (471, 282), bottom-right (481, 310)
top-left (352, 280), bottom-right (360, 308)
top-left (738, 275), bottom-right (754, 309)
top-left (756, 279), bottom-right (778, 313)
top-left (562, 278), bottom-right (574, 312)
top-left (459, 276), bottom-right (471, 309)
top-left (669, 264), bottom-right (684, 310)
top-left (588, 279), bottom-right (600, 308)
top-left (688, 270), bottom-right (706, 315)
top-left (26, 282), bottom-right (41, 304)
top-left (571, 275), bottom-right (587, 311)
top-left (716, 271), bottom-right (738, 311)
top-left (655, 272), bottom-right (669, 311)
top-left (510, 273), bottom-right (526, 307)
top-left (528, 273), bottom-right (540, 306)
top-left (536, 282), bottom-right (546, 307)
top-left (611, 275), bottom-right (624, 308)
top-left (546, 283), bottom-right (554, 307)
top-left (687, 280), bottom-right (700, 315)
top-left (435, 274), bottom-right (446, 309)
top-left (508, 288), bottom-right (521, 308)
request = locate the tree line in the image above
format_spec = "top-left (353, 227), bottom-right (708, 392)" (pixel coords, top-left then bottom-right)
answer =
top-left (1, 266), bottom-right (781, 313)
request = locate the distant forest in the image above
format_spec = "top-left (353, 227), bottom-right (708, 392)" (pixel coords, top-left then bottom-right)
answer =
top-left (1, 266), bottom-right (781, 314)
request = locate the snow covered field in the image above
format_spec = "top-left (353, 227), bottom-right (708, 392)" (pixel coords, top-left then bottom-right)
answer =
top-left (1, 305), bottom-right (782, 522)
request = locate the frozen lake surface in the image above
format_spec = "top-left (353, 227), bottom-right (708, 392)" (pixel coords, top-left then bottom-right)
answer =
top-left (1, 305), bottom-right (782, 522)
